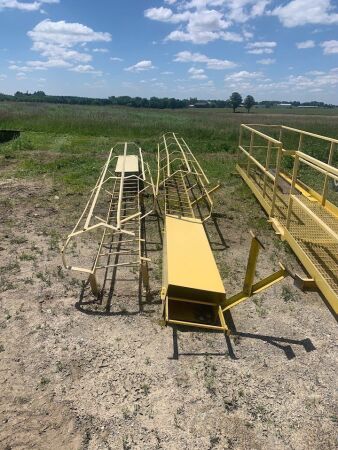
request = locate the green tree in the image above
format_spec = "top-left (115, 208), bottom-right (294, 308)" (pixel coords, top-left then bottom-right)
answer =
top-left (244, 95), bottom-right (255, 113)
top-left (229, 92), bottom-right (242, 113)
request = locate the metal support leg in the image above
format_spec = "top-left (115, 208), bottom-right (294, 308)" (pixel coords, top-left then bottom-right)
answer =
top-left (89, 273), bottom-right (99, 296)
top-left (221, 232), bottom-right (289, 312)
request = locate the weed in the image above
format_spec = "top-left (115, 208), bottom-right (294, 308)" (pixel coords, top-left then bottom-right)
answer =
top-left (55, 361), bottom-right (64, 373)
top-left (30, 244), bottom-right (43, 255)
top-left (0, 198), bottom-right (14, 208)
top-left (122, 407), bottom-right (131, 420)
top-left (282, 286), bottom-right (297, 302)
top-left (204, 362), bottom-right (217, 394)
top-left (122, 436), bottom-right (131, 450)
top-left (48, 230), bottom-right (61, 251)
top-left (56, 265), bottom-right (65, 279)
top-left (36, 271), bottom-right (51, 286)
top-left (19, 253), bottom-right (36, 261)
top-left (0, 261), bottom-right (20, 274)
top-left (141, 383), bottom-right (150, 395)
top-left (210, 435), bottom-right (221, 447)
top-left (10, 236), bottom-right (28, 245)
top-left (39, 376), bottom-right (51, 387)
top-left (0, 344), bottom-right (4, 352)
top-left (0, 277), bottom-right (15, 292)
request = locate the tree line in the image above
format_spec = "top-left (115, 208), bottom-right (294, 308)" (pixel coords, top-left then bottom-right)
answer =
top-left (0, 90), bottom-right (335, 110)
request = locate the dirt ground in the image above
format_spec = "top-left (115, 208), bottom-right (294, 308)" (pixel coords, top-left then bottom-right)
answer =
top-left (0, 176), bottom-right (337, 450)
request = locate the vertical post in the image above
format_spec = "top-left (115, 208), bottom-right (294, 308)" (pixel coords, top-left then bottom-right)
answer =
top-left (286, 153), bottom-right (300, 229)
top-left (89, 273), bottom-right (99, 296)
top-left (270, 143), bottom-right (283, 218)
top-left (237, 125), bottom-right (243, 162)
top-left (247, 131), bottom-right (254, 175)
top-left (243, 234), bottom-right (261, 296)
top-left (278, 126), bottom-right (283, 143)
top-left (298, 133), bottom-right (303, 153)
top-left (141, 262), bottom-right (150, 294)
top-left (162, 135), bottom-right (171, 178)
top-left (263, 140), bottom-right (272, 198)
top-left (321, 141), bottom-right (335, 206)
top-left (156, 143), bottom-right (160, 196)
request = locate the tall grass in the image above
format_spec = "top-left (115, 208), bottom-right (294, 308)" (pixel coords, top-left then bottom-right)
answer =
top-left (0, 101), bottom-right (337, 193)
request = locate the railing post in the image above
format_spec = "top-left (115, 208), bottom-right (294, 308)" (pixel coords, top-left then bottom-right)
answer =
top-left (322, 141), bottom-right (335, 206)
top-left (298, 133), bottom-right (303, 152)
top-left (263, 140), bottom-right (272, 198)
top-left (286, 153), bottom-right (300, 229)
top-left (237, 125), bottom-right (243, 162)
top-left (279, 126), bottom-right (283, 143)
top-left (270, 143), bottom-right (283, 218)
top-left (247, 131), bottom-right (254, 175)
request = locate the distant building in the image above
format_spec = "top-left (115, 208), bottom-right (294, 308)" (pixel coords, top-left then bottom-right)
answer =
top-left (277, 103), bottom-right (292, 107)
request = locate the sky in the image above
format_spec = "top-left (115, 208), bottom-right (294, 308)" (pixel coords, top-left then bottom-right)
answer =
top-left (0, 0), bottom-right (338, 102)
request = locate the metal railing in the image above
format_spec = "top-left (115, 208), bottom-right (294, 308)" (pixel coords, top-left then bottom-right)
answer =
top-left (156, 132), bottom-right (219, 222)
top-left (237, 123), bottom-right (338, 312)
top-left (61, 142), bottom-right (155, 295)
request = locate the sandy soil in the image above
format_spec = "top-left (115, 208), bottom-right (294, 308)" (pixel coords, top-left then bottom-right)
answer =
top-left (0, 177), bottom-right (337, 450)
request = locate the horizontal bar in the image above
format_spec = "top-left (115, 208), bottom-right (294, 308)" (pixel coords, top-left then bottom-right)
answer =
top-left (282, 126), bottom-right (338, 144)
top-left (297, 152), bottom-right (338, 178)
top-left (241, 124), bottom-right (282, 145)
top-left (167, 319), bottom-right (225, 331)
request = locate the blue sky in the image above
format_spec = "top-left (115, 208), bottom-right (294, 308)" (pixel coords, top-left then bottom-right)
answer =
top-left (0, 0), bottom-right (338, 102)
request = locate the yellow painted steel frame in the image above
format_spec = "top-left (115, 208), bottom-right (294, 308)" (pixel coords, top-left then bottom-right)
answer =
top-left (161, 219), bottom-right (289, 332)
top-left (156, 132), bottom-right (220, 222)
top-left (237, 124), bottom-right (338, 315)
top-left (158, 132), bottom-right (289, 333)
top-left (61, 142), bottom-right (155, 295)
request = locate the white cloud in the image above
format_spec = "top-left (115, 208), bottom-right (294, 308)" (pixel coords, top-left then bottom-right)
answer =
top-left (125, 60), bottom-right (155, 72)
top-left (92, 48), bottom-right (109, 53)
top-left (246, 41), bottom-right (276, 54)
top-left (257, 58), bottom-right (275, 64)
top-left (0, 73), bottom-right (7, 80)
top-left (224, 70), bottom-right (265, 90)
top-left (110, 57), bottom-right (123, 62)
top-left (174, 51), bottom-right (237, 69)
top-left (70, 65), bottom-right (102, 75)
top-left (16, 72), bottom-right (27, 80)
top-left (321, 40), bottom-right (338, 54)
top-left (0, 0), bottom-right (58, 12)
top-left (188, 67), bottom-right (208, 79)
top-left (271, 0), bottom-right (338, 27)
top-left (9, 19), bottom-right (111, 75)
top-left (144, 1), bottom-right (267, 44)
top-left (28, 19), bottom-right (111, 46)
top-left (9, 58), bottom-right (72, 71)
top-left (225, 70), bottom-right (263, 81)
top-left (296, 40), bottom-right (315, 49)
top-left (161, 71), bottom-right (174, 75)
top-left (247, 68), bottom-right (338, 95)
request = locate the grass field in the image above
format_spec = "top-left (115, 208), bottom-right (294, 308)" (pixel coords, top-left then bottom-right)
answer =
top-left (1, 101), bottom-right (338, 190)
top-left (0, 102), bottom-right (337, 449)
